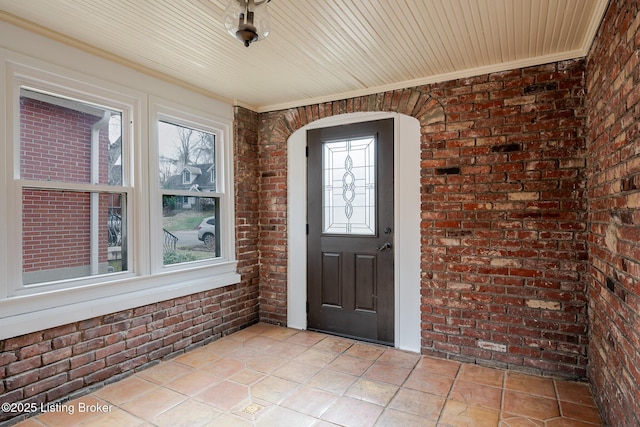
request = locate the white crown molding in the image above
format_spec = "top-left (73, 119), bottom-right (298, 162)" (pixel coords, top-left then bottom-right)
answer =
top-left (256, 49), bottom-right (590, 113)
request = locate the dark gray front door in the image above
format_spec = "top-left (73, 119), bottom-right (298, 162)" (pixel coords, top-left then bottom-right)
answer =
top-left (307, 119), bottom-right (394, 345)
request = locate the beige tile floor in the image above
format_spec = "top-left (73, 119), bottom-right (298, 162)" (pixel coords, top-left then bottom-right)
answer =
top-left (14, 323), bottom-right (603, 427)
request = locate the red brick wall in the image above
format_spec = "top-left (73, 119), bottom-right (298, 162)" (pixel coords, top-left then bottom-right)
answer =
top-left (0, 286), bottom-right (257, 424)
top-left (258, 61), bottom-right (589, 379)
top-left (422, 62), bottom-right (588, 378)
top-left (585, 0), bottom-right (640, 426)
top-left (20, 97), bottom-right (109, 184)
top-left (22, 190), bottom-right (92, 272)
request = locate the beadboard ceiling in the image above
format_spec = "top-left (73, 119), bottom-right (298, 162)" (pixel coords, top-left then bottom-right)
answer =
top-left (0, 0), bottom-right (609, 112)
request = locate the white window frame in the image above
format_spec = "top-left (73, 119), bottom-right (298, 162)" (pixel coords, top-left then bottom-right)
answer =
top-left (182, 169), bottom-right (192, 184)
top-left (0, 49), bottom-right (239, 340)
top-left (150, 98), bottom-right (236, 274)
top-left (6, 62), bottom-right (137, 297)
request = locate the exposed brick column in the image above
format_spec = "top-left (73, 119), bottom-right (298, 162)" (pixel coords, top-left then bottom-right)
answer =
top-left (233, 106), bottom-right (261, 324)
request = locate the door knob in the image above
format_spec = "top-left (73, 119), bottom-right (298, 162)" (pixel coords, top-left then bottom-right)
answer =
top-left (377, 242), bottom-right (392, 251)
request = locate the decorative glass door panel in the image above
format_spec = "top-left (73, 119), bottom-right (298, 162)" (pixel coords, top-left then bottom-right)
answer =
top-left (322, 137), bottom-right (376, 235)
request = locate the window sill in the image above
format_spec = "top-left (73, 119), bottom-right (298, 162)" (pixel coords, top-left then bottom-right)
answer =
top-left (0, 262), bottom-right (241, 340)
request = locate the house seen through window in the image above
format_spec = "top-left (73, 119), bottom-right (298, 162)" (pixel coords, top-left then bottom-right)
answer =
top-left (158, 121), bottom-right (220, 265)
top-left (20, 89), bottom-right (127, 285)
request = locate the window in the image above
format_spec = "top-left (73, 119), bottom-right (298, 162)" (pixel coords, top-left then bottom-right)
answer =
top-left (182, 169), bottom-right (191, 184)
top-left (157, 119), bottom-right (221, 266)
top-left (17, 88), bottom-right (130, 288)
top-left (1, 52), bottom-right (238, 338)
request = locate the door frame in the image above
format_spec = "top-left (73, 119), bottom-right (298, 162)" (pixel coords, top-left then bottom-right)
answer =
top-left (287, 112), bottom-right (421, 352)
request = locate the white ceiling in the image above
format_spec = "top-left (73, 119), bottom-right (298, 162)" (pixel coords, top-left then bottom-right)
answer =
top-left (0, 0), bottom-right (609, 112)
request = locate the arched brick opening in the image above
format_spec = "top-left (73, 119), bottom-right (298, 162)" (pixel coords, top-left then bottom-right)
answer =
top-left (255, 87), bottom-right (445, 335)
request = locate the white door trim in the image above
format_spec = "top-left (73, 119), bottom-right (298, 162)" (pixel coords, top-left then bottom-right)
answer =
top-left (287, 112), bottom-right (421, 352)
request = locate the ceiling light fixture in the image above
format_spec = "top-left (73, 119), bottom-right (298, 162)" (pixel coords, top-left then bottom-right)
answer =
top-left (223, 0), bottom-right (272, 47)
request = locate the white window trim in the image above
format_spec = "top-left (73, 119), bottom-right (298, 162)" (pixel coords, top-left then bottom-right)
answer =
top-left (150, 98), bottom-right (236, 274)
top-left (7, 61), bottom-right (139, 297)
top-left (0, 47), bottom-right (239, 340)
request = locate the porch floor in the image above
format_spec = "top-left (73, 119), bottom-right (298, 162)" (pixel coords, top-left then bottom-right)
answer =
top-left (15, 323), bottom-right (602, 427)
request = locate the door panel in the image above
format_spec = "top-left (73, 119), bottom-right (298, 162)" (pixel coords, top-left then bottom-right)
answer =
top-left (321, 253), bottom-right (342, 307)
top-left (355, 254), bottom-right (376, 312)
top-left (307, 118), bottom-right (394, 345)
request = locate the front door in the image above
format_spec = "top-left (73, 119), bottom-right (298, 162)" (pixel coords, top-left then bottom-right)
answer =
top-left (307, 119), bottom-right (394, 345)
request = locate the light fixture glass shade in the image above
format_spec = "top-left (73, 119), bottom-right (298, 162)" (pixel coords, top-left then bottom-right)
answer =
top-left (224, 0), bottom-right (271, 47)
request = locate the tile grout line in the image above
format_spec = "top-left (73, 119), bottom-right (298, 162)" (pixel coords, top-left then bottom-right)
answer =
top-left (434, 358), bottom-right (462, 427)
top-left (353, 345), bottom-right (387, 426)
top-left (500, 367), bottom-right (507, 426)
top-left (359, 346), bottom-right (421, 425)
top-left (553, 378), bottom-right (563, 420)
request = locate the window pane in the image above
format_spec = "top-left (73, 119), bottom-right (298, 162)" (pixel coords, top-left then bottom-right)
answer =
top-left (162, 195), bottom-right (220, 265)
top-left (20, 89), bottom-right (122, 186)
top-left (323, 137), bottom-right (376, 235)
top-left (158, 121), bottom-right (216, 192)
top-left (22, 189), bottom-right (127, 285)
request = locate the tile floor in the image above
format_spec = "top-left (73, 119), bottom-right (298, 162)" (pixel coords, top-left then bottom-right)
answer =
top-left (14, 323), bottom-right (603, 427)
